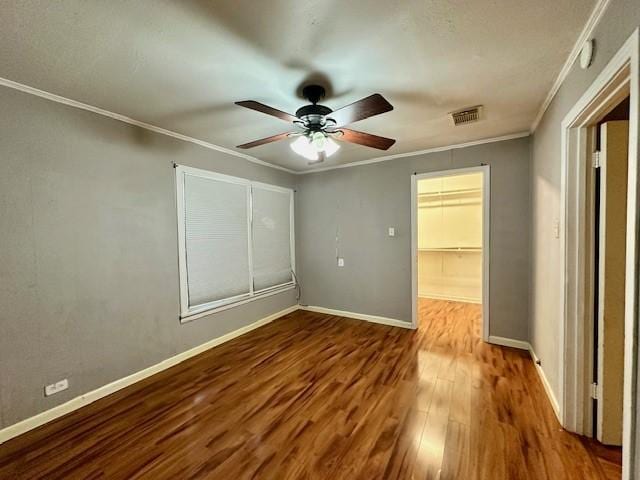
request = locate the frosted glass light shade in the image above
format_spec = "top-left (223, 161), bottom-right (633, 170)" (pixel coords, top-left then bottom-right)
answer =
top-left (290, 133), bottom-right (340, 160)
top-left (323, 137), bottom-right (340, 157)
top-left (290, 136), bottom-right (318, 161)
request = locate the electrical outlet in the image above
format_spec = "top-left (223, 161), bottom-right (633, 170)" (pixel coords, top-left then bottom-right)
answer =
top-left (337, 257), bottom-right (345, 267)
top-left (388, 227), bottom-right (395, 237)
top-left (553, 220), bottom-right (560, 239)
top-left (45, 378), bottom-right (69, 397)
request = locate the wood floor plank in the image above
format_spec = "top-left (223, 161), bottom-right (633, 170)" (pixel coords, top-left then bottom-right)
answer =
top-left (383, 407), bottom-right (427, 479)
top-left (0, 301), bottom-right (622, 479)
top-left (413, 378), bottom-right (453, 480)
top-left (441, 420), bottom-right (469, 480)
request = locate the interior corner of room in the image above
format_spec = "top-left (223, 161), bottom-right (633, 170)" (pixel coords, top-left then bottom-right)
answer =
top-left (1, 1), bottom-right (639, 479)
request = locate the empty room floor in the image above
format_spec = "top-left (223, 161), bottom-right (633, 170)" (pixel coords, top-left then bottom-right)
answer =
top-left (0, 300), bottom-right (622, 479)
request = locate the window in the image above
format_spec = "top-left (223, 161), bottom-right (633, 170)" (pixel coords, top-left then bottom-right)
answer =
top-left (176, 165), bottom-right (295, 321)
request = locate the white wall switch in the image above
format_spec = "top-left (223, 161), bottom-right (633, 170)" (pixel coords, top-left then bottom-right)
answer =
top-left (45, 378), bottom-right (69, 397)
top-left (388, 227), bottom-right (395, 237)
top-left (337, 257), bottom-right (345, 267)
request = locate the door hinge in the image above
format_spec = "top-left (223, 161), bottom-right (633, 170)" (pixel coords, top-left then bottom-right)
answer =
top-left (590, 382), bottom-right (599, 400)
top-left (592, 151), bottom-right (601, 169)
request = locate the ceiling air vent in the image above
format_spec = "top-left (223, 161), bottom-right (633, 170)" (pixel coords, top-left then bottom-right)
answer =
top-left (450, 106), bottom-right (483, 126)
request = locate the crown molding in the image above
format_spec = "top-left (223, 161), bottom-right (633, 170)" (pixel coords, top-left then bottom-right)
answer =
top-left (530, 0), bottom-right (612, 132)
top-left (296, 131), bottom-right (530, 174)
top-left (2, 2), bottom-right (612, 174)
top-left (0, 76), bottom-right (530, 176)
top-left (0, 76), bottom-right (297, 174)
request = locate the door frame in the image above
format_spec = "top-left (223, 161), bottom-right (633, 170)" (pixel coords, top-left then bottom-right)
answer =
top-left (411, 164), bottom-right (491, 340)
top-left (559, 28), bottom-right (639, 479)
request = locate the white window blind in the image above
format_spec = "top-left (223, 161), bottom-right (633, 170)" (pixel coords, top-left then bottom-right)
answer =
top-left (176, 166), bottom-right (294, 320)
top-left (184, 174), bottom-right (250, 306)
top-left (252, 186), bottom-right (293, 291)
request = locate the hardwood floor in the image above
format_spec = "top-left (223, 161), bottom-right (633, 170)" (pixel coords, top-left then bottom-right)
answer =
top-left (0, 300), bottom-right (622, 479)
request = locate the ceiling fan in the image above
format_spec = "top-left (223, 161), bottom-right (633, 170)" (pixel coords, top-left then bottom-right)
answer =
top-left (235, 85), bottom-right (395, 164)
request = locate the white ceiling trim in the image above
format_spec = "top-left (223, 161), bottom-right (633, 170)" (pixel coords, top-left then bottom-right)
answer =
top-left (530, 0), bottom-right (612, 132)
top-left (1, 75), bottom-right (531, 176)
top-left (2, 75), bottom-right (536, 176)
top-left (0, 76), bottom-right (297, 174)
top-left (297, 132), bottom-right (530, 175)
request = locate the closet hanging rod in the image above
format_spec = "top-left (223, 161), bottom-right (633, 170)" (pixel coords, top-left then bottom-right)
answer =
top-left (418, 201), bottom-right (481, 209)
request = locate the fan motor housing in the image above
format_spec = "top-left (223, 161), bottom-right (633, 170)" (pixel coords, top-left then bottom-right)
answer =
top-left (295, 104), bottom-right (333, 128)
top-left (297, 84), bottom-right (333, 129)
top-left (302, 84), bottom-right (326, 104)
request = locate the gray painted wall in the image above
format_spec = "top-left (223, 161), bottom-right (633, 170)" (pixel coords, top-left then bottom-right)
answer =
top-left (530, 1), bottom-right (639, 473)
top-left (530, 0), bottom-right (639, 417)
top-left (295, 136), bottom-right (531, 340)
top-left (0, 86), bottom-right (298, 428)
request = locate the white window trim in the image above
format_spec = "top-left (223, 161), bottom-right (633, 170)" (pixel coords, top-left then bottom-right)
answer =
top-left (175, 165), bottom-right (296, 323)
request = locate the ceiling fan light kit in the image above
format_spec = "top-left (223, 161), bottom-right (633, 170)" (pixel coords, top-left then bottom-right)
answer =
top-left (235, 85), bottom-right (395, 164)
top-left (290, 133), bottom-right (340, 161)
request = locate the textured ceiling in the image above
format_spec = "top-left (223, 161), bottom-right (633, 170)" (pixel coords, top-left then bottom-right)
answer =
top-left (1, 1), bottom-right (596, 171)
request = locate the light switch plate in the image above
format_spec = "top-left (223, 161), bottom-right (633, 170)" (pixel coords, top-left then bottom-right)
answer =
top-left (337, 258), bottom-right (345, 267)
top-left (388, 227), bottom-right (395, 237)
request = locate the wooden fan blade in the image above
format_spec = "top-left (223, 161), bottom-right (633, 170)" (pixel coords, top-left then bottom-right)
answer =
top-left (337, 128), bottom-right (396, 150)
top-left (237, 132), bottom-right (293, 149)
top-left (328, 94), bottom-right (393, 127)
top-left (235, 101), bottom-right (298, 123)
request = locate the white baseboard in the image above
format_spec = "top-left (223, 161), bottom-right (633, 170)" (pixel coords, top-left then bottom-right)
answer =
top-left (528, 346), bottom-right (561, 422)
top-left (488, 335), bottom-right (530, 350)
top-left (0, 304), bottom-right (299, 445)
top-left (300, 305), bottom-right (413, 329)
top-left (419, 293), bottom-right (482, 304)
top-left (487, 337), bottom-right (561, 423)
top-left (0, 304), bottom-right (560, 446)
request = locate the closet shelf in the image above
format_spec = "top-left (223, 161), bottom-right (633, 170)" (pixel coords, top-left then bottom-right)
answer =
top-left (418, 188), bottom-right (481, 198)
top-left (418, 201), bottom-right (481, 209)
top-left (418, 247), bottom-right (482, 252)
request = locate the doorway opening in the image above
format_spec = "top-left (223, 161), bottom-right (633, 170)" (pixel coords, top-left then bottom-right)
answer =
top-left (411, 166), bottom-right (490, 337)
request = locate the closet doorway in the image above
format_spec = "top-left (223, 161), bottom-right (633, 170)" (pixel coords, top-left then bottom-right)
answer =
top-left (585, 98), bottom-right (630, 447)
top-left (411, 166), bottom-right (490, 339)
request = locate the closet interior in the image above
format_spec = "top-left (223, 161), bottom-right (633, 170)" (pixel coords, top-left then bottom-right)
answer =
top-left (417, 172), bottom-right (483, 303)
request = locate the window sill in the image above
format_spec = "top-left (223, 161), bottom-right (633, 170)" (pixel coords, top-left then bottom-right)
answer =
top-left (179, 283), bottom-right (296, 324)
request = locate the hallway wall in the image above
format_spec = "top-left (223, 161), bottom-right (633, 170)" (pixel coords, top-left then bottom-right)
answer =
top-left (529, 0), bottom-right (640, 467)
